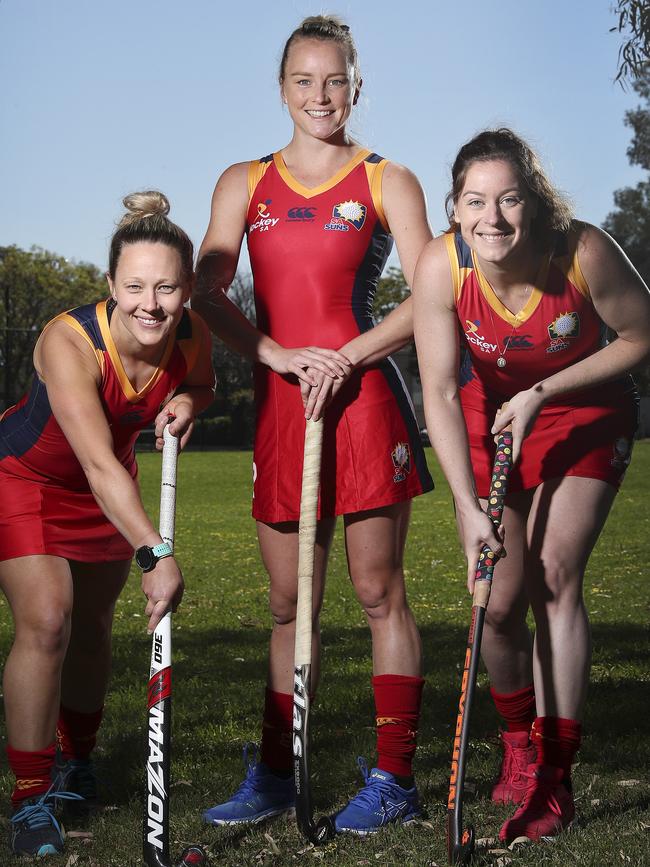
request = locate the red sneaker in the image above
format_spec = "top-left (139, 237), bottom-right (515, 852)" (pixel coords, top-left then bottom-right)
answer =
top-left (499, 764), bottom-right (575, 842)
top-left (491, 731), bottom-right (536, 804)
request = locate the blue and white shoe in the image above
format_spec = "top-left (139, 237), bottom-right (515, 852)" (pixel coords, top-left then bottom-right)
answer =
top-left (10, 786), bottom-right (83, 856)
top-left (203, 744), bottom-right (295, 826)
top-left (334, 758), bottom-right (420, 835)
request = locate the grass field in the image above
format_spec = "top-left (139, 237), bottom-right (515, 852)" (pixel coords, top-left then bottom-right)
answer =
top-left (1, 445), bottom-right (648, 866)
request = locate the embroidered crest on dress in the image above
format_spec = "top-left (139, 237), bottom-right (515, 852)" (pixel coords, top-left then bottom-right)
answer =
top-left (546, 311), bottom-right (580, 354)
top-left (391, 442), bottom-right (411, 482)
top-left (324, 200), bottom-right (367, 232)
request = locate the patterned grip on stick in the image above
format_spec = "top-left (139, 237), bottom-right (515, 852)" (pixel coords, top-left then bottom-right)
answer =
top-left (474, 430), bottom-right (513, 589)
top-left (295, 418), bottom-right (324, 666)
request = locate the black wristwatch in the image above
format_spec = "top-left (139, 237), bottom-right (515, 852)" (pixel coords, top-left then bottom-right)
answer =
top-left (135, 542), bottom-right (173, 572)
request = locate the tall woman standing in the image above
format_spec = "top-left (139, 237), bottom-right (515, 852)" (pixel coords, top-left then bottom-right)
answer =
top-left (413, 128), bottom-right (650, 842)
top-left (0, 192), bottom-right (215, 858)
top-left (193, 15), bottom-right (433, 835)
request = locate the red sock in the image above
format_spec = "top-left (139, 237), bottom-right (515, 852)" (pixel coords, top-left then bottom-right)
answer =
top-left (56, 705), bottom-right (104, 760)
top-left (260, 689), bottom-right (293, 773)
top-left (490, 684), bottom-right (536, 734)
top-left (7, 743), bottom-right (56, 807)
top-left (531, 716), bottom-right (582, 778)
top-left (373, 674), bottom-right (425, 779)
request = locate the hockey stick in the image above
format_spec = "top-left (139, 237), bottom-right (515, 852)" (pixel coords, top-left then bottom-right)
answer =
top-left (447, 428), bottom-right (514, 865)
top-left (144, 425), bottom-right (208, 867)
top-left (292, 417), bottom-right (335, 845)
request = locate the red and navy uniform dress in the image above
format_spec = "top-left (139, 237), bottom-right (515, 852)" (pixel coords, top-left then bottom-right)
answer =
top-left (445, 226), bottom-right (638, 496)
top-left (246, 148), bottom-right (433, 522)
top-left (0, 299), bottom-right (206, 562)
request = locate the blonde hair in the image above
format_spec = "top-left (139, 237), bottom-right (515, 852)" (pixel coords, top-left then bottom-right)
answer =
top-left (279, 14), bottom-right (360, 87)
top-left (108, 190), bottom-right (193, 279)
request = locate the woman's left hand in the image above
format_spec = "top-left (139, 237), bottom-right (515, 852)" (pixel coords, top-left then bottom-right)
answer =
top-left (154, 404), bottom-right (195, 451)
top-left (491, 386), bottom-right (546, 465)
top-left (299, 365), bottom-right (353, 421)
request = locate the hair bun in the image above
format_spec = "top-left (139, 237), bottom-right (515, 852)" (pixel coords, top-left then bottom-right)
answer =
top-left (119, 190), bottom-right (170, 228)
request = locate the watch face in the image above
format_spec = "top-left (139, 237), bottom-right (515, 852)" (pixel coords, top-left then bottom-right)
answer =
top-left (136, 546), bottom-right (155, 571)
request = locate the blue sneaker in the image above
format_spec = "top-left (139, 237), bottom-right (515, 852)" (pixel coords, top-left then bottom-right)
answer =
top-left (10, 786), bottom-right (83, 856)
top-left (203, 744), bottom-right (294, 826)
top-left (334, 758), bottom-right (420, 835)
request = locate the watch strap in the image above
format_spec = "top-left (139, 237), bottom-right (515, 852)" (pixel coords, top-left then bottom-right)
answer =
top-left (152, 542), bottom-right (173, 560)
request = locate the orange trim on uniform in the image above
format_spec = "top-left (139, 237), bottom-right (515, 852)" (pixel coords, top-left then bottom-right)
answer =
top-left (364, 158), bottom-right (390, 233)
top-left (247, 159), bottom-right (273, 205)
top-left (565, 227), bottom-right (591, 298)
top-left (443, 232), bottom-right (462, 302)
top-left (471, 249), bottom-right (550, 327)
top-left (41, 308), bottom-right (106, 376)
top-left (272, 148), bottom-right (371, 199)
top-left (97, 301), bottom-right (173, 403)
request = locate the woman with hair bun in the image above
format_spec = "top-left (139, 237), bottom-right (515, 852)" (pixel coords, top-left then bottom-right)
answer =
top-left (194, 14), bottom-right (433, 835)
top-left (0, 191), bottom-right (215, 857)
top-left (413, 128), bottom-right (650, 842)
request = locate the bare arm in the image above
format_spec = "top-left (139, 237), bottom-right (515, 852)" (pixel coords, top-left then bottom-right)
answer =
top-left (37, 325), bottom-right (183, 631)
top-left (412, 236), bottom-right (503, 589)
top-left (192, 163), bottom-right (350, 384)
top-left (494, 224), bottom-right (650, 461)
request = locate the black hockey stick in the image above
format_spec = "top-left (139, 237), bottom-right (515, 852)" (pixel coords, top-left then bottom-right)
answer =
top-left (447, 428), bottom-right (514, 865)
top-left (144, 425), bottom-right (208, 867)
top-left (292, 417), bottom-right (335, 845)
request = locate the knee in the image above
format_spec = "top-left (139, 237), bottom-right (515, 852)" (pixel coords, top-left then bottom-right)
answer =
top-left (352, 569), bottom-right (406, 620)
top-left (269, 587), bottom-right (298, 628)
top-left (485, 598), bottom-right (527, 636)
top-left (16, 605), bottom-right (71, 659)
top-left (532, 557), bottom-right (584, 612)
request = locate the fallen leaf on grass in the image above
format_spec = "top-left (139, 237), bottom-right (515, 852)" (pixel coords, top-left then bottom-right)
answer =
top-left (496, 858), bottom-right (513, 867)
top-left (264, 833), bottom-right (281, 855)
top-left (66, 830), bottom-right (93, 840)
top-left (409, 818), bottom-right (435, 830)
top-left (591, 798), bottom-right (601, 806)
top-left (487, 848), bottom-right (510, 856)
top-left (476, 837), bottom-right (498, 848)
top-left (297, 844), bottom-right (314, 856)
top-left (640, 821), bottom-right (650, 831)
top-left (172, 779), bottom-right (193, 787)
top-left (65, 856), bottom-right (80, 867)
top-left (508, 836), bottom-right (532, 849)
top-left (618, 779), bottom-right (642, 787)
top-left (620, 851), bottom-right (631, 862)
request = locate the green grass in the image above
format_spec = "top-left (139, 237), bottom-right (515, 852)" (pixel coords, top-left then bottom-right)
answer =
top-left (1, 445), bottom-right (649, 866)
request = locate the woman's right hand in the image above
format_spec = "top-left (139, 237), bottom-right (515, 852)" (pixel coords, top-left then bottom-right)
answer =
top-left (266, 345), bottom-right (352, 387)
top-left (456, 505), bottom-right (505, 594)
top-left (142, 556), bottom-right (185, 634)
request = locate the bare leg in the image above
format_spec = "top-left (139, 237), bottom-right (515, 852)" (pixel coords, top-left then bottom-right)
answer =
top-left (526, 476), bottom-right (617, 719)
top-left (0, 556), bottom-right (73, 751)
top-left (479, 490), bottom-right (535, 694)
top-left (257, 518), bottom-right (336, 694)
top-left (61, 559), bottom-right (131, 712)
top-left (344, 502), bottom-right (421, 677)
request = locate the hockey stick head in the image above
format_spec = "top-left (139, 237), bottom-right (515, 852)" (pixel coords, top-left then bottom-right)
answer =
top-left (177, 844), bottom-right (209, 866)
top-left (446, 817), bottom-right (474, 864)
top-left (311, 814), bottom-right (336, 844)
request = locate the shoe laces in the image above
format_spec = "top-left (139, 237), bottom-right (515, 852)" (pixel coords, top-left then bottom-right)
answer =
top-left (346, 758), bottom-right (400, 811)
top-left (230, 743), bottom-right (267, 802)
top-left (501, 735), bottom-right (533, 783)
top-left (11, 786), bottom-right (83, 833)
top-left (517, 769), bottom-right (563, 818)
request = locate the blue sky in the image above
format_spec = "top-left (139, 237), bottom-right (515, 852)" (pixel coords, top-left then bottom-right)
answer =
top-left (0, 0), bottom-right (644, 273)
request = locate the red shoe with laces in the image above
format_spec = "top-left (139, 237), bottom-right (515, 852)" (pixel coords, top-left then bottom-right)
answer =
top-left (491, 731), bottom-right (536, 805)
top-left (499, 764), bottom-right (575, 842)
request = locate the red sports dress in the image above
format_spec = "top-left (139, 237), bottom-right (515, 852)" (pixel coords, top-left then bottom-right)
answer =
top-left (246, 149), bottom-right (433, 522)
top-left (445, 228), bottom-right (638, 496)
top-left (0, 300), bottom-right (207, 561)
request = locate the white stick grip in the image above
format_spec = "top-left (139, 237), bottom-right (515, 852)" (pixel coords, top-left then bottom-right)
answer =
top-left (294, 418), bottom-right (324, 666)
top-left (159, 425), bottom-right (179, 552)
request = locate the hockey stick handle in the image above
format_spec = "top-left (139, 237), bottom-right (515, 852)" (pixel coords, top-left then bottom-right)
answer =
top-left (294, 417), bottom-right (324, 666)
top-left (471, 428), bottom-right (513, 609)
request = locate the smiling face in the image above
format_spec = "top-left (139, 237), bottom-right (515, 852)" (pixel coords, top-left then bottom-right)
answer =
top-left (107, 241), bottom-right (190, 354)
top-left (280, 38), bottom-right (360, 143)
top-left (454, 159), bottom-right (538, 268)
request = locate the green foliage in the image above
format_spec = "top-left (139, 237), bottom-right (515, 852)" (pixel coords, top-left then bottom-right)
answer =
top-left (611, 1), bottom-right (650, 86)
top-left (603, 69), bottom-right (650, 393)
top-left (1, 447), bottom-right (648, 865)
top-left (0, 245), bottom-right (105, 408)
